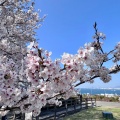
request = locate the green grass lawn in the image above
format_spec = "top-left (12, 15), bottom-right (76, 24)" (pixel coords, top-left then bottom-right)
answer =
top-left (63, 107), bottom-right (120, 120)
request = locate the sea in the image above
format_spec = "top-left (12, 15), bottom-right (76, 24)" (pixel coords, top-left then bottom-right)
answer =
top-left (78, 88), bottom-right (120, 96)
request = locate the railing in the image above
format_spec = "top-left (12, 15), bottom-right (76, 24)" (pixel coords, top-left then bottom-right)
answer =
top-left (36, 97), bottom-right (96, 120)
top-left (1, 97), bottom-right (96, 120)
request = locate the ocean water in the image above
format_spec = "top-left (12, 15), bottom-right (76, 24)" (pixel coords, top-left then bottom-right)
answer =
top-left (79, 88), bottom-right (120, 95)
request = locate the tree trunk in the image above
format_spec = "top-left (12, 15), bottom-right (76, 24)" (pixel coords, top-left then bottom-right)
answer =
top-left (25, 112), bottom-right (32, 120)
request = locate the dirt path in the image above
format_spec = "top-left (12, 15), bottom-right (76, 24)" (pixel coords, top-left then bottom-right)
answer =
top-left (96, 101), bottom-right (120, 108)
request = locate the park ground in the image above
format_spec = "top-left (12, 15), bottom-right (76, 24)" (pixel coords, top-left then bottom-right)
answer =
top-left (63, 101), bottom-right (120, 120)
top-left (0, 101), bottom-right (120, 120)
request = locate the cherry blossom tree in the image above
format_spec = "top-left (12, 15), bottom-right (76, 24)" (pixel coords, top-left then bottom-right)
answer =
top-left (0, 0), bottom-right (120, 118)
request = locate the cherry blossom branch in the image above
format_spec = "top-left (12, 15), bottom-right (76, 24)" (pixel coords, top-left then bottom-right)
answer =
top-left (0, 106), bottom-right (20, 111)
top-left (109, 65), bottom-right (120, 74)
top-left (105, 56), bottom-right (115, 62)
top-left (75, 75), bottom-right (99, 87)
top-left (0, 0), bottom-right (6, 6)
top-left (0, 48), bottom-right (24, 57)
top-left (75, 65), bottom-right (120, 87)
top-left (46, 92), bottom-right (66, 100)
top-left (94, 22), bottom-right (104, 54)
top-left (107, 49), bottom-right (116, 55)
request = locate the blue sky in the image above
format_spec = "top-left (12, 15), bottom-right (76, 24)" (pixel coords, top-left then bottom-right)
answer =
top-left (35, 0), bottom-right (120, 88)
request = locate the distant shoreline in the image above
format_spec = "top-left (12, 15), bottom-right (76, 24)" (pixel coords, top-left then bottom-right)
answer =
top-left (79, 88), bottom-right (120, 90)
top-left (77, 88), bottom-right (120, 95)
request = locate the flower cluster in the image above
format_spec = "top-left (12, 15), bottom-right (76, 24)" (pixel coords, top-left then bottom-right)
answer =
top-left (0, 56), bottom-right (26, 108)
top-left (113, 42), bottom-right (120, 62)
top-left (25, 42), bottom-right (77, 116)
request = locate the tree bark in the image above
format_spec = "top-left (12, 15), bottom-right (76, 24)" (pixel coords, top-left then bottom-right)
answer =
top-left (25, 112), bottom-right (32, 120)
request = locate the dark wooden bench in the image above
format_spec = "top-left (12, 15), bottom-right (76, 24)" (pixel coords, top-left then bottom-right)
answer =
top-left (102, 111), bottom-right (113, 119)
